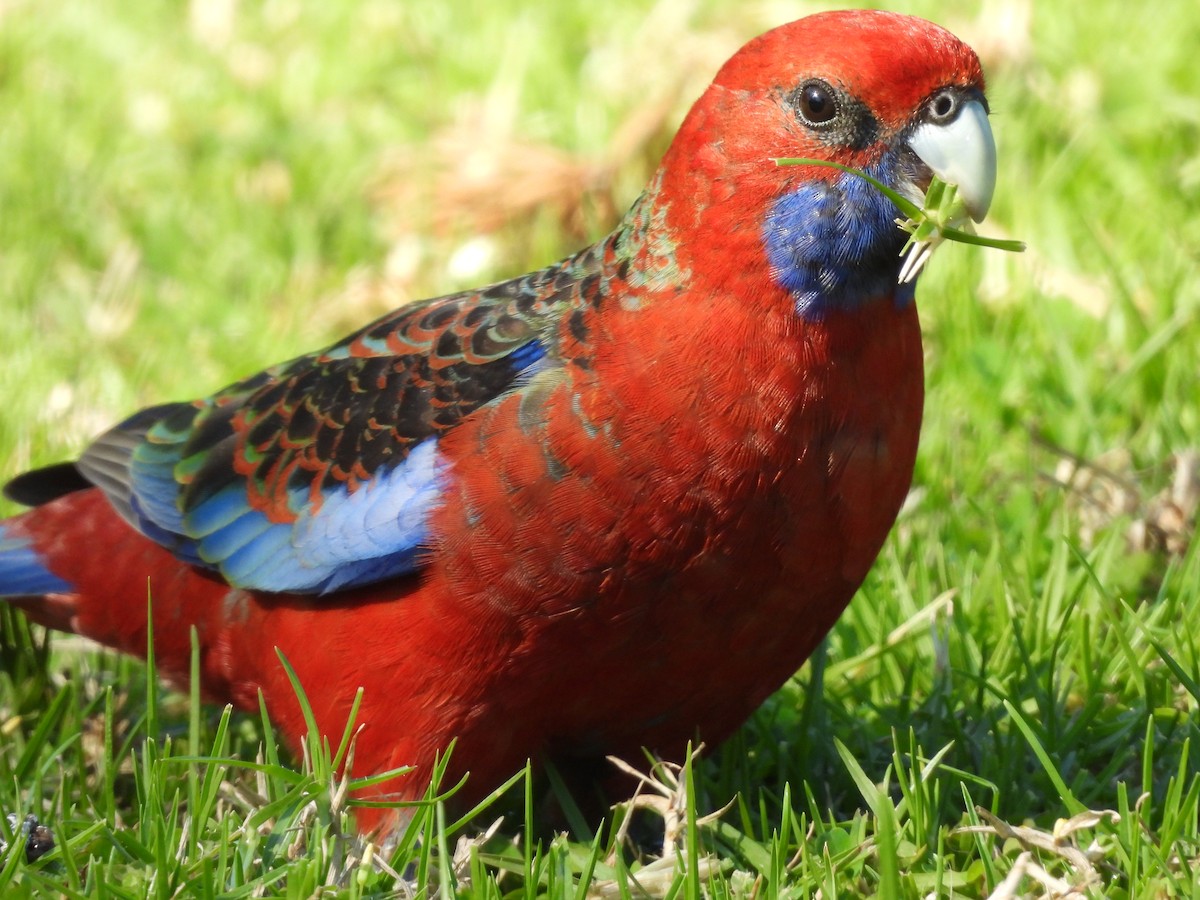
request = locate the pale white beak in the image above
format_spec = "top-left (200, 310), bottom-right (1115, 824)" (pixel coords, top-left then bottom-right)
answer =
top-left (908, 98), bottom-right (996, 222)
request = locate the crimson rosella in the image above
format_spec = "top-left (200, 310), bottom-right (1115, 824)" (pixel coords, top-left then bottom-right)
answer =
top-left (1, 10), bottom-right (998, 833)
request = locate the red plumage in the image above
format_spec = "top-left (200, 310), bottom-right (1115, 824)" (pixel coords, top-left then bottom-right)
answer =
top-left (2, 10), bottom-right (993, 834)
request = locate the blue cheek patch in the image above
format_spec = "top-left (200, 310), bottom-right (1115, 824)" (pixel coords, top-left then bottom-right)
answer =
top-left (763, 161), bottom-right (914, 318)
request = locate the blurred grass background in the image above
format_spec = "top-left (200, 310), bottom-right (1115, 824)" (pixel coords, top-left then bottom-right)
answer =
top-left (2, 0), bottom-right (1200, 894)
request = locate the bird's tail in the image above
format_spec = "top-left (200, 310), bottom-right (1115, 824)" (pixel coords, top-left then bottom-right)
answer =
top-left (1, 489), bottom-right (438, 821)
top-left (0, 490), bottom-right (228, 689)
top-left (0, 520), bottom-right (75, 599)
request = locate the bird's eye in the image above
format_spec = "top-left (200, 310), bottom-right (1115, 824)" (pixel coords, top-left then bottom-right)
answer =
top-left (928, 90), bottom-right (959, 123)
top-left (792, 80), bottom-right (838, 127)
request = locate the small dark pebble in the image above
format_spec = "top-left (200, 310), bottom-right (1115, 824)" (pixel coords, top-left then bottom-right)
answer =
top-left (1, 813), bottom-right (55, 863)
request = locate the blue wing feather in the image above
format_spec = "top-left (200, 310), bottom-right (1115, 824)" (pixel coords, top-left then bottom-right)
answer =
top-left (184, 438), bottom-right (446, 594)
top-left (190, 501), bottom-right (276, 560)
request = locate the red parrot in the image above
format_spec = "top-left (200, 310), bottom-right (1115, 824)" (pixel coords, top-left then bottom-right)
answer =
top-left (0, 10), bottom-right (997, 833)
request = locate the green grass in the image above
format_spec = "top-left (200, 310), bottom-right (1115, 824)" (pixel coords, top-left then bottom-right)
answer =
top-left (2, 0), bottom-right (1199, 895)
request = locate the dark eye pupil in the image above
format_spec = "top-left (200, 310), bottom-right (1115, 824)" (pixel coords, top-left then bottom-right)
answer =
top-left (798, 83), bottom-right (836, 125)
top-left (931, 92), bottom-right (956, 120)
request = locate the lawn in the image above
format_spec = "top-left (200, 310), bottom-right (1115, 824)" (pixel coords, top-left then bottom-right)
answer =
top-left (2, 0), bottom-right (1199, 896)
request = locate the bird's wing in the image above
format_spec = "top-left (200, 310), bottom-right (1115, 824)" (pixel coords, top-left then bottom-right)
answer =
top-left (38, 263), bottom-right (582, 595)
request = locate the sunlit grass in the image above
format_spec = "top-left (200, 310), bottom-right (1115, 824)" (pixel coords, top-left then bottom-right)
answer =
top-left (2, 0), bottom-right (1199, 895)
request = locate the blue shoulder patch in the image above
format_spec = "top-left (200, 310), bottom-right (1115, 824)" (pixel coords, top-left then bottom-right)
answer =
top-left (181, 437), bottom-right (448, 594)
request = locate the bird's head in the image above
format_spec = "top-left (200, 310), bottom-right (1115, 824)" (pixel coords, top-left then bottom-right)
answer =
top-left (655, 10), bottom-right (995, 317)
